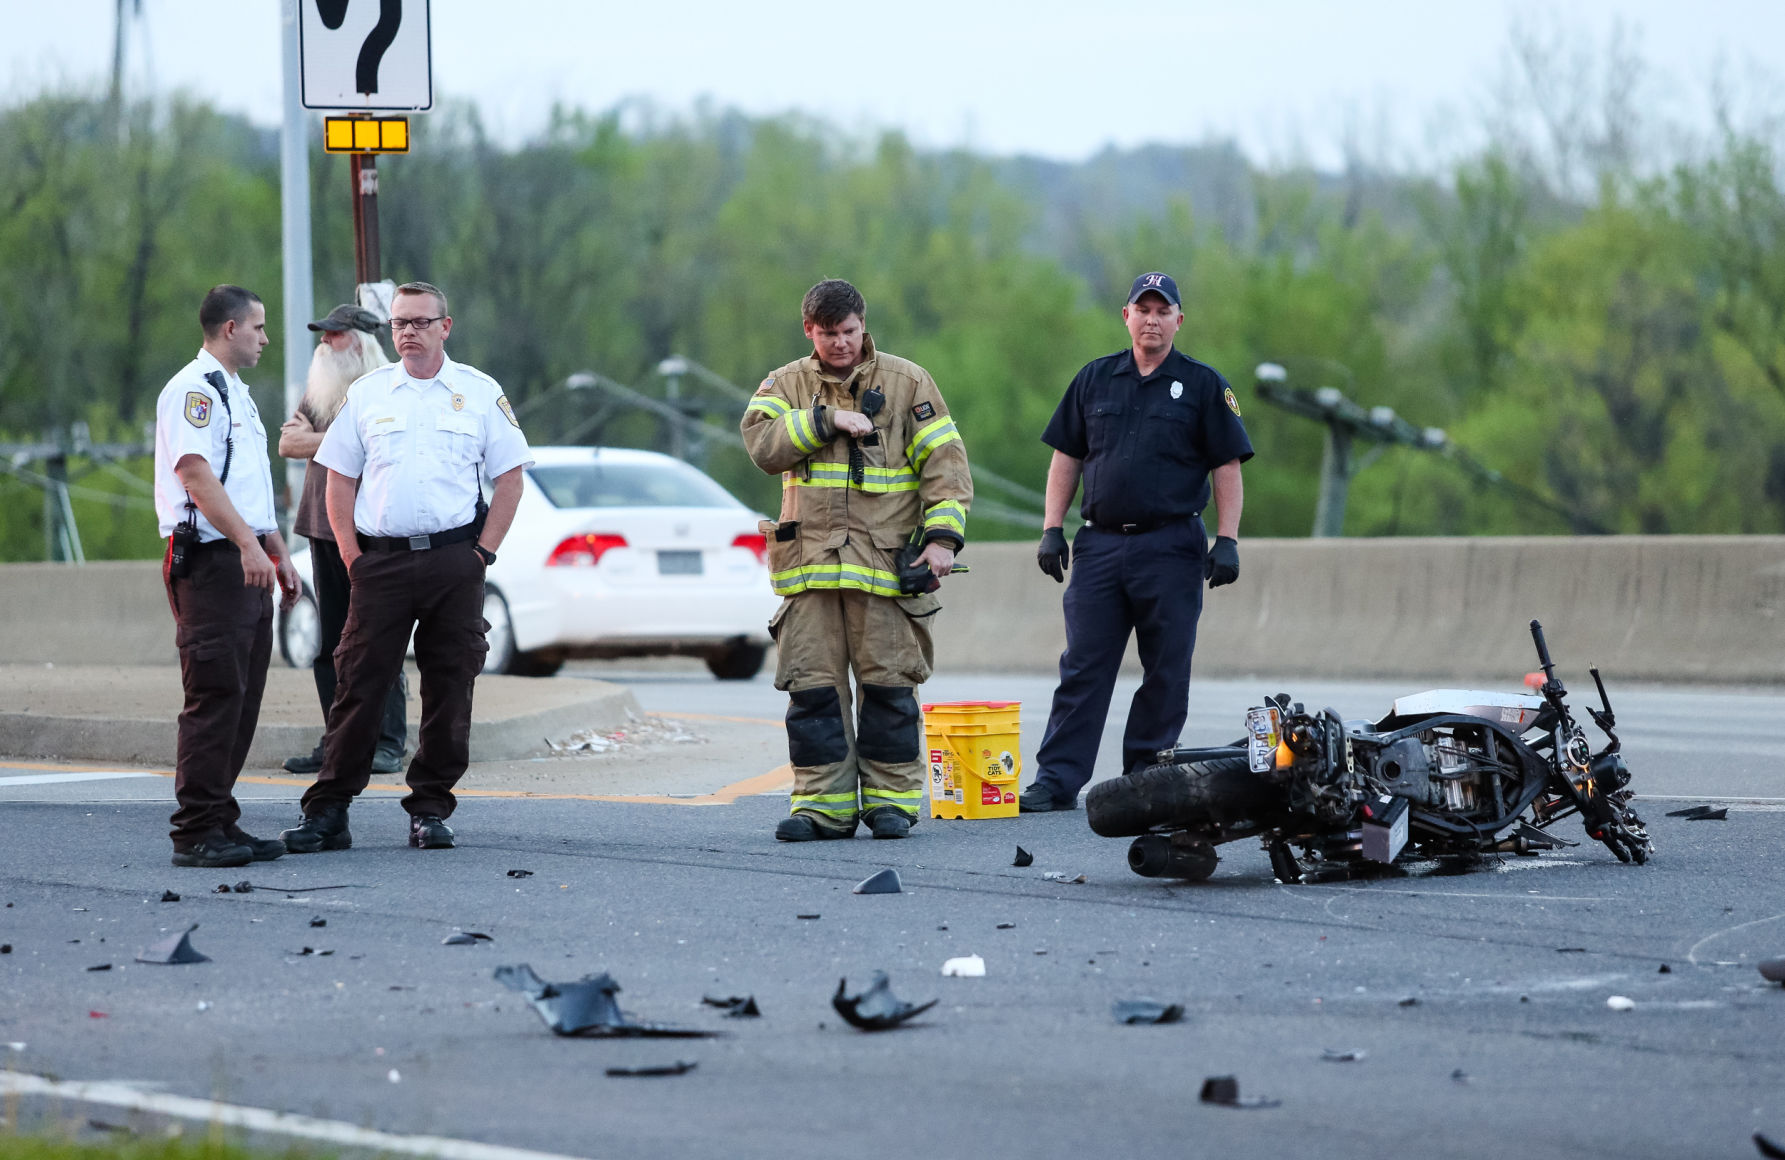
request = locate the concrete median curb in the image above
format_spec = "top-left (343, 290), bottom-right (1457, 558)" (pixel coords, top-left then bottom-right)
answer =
top-left (0, 665), bottom-right (637, 768)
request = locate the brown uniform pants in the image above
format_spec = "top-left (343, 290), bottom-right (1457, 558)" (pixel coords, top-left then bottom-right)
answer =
top-left (301, 541), bottom-right (488, 819)
top-left (163, 539), bottom-right (273, 847)
top-left (773, 588), bottom-right (935, 834)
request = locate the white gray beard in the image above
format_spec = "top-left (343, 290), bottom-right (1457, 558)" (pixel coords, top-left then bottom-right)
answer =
top-left (302, 341), bottom-right (379, 428)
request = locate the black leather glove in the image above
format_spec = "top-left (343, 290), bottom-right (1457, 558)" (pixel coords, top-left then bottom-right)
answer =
top-left (896, 541), bottom-right (941, 596)
top-left (1206, 536), bottom-right (1240, 587)
top-left (1037, 526), bottom-right (1069, 583)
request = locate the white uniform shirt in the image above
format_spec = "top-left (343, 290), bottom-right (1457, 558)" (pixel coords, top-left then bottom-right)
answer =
top-left (153, 349), bottom-right (278, 540)
top-left (314, 353), bottom-right (534, 538)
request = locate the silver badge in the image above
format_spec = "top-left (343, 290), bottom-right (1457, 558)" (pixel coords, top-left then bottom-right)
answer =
top-left (1170, 381), bottom-right (1183, 399)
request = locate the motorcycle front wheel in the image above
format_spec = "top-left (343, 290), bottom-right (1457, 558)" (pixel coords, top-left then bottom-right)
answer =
top-left (1086, 751), bottom-right (1275, 838)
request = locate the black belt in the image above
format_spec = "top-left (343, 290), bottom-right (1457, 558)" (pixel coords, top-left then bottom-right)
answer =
top-left (193, 534), bottom-right (268, 552)
top-left (357, 522), bottom-right (479, 552)
top-left (1088, 512), bottom-right (1200, 535)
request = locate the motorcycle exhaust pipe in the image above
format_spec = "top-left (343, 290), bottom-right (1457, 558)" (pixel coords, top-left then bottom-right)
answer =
top-left (1128, 834), bottom-right (1219, 881)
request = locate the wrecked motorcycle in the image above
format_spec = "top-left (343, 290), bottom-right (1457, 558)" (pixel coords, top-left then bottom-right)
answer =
top-left (1086, 620), bottom-right (1652, 883)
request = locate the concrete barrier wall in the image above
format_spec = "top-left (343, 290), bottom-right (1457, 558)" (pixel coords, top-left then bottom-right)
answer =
top-left (0, 561), bottom-right (176, 666)
top-left (7, 537), bottom-right (1785, 683)
top-left (935, 536), bottom-right (1785, 685)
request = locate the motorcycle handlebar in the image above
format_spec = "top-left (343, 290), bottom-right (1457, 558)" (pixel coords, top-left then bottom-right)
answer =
top-left (1529, 619), bottom-right (1555, 675)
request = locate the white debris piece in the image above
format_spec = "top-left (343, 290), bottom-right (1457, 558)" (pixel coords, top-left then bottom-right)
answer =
top-left (941, 955), bottom-right (986, 978)
top-left (1042, 872), bottom-right (1088, 884)
top-left (387, 1069), bottom-right (401, 1083)
top-left (1605, 995), bottom-right (1635, 1011)
top-left (546, 713), bottom-right (705, 756)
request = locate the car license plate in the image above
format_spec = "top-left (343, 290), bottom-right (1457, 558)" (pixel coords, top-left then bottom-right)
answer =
top-left (1245, 706), bottom-right (1280, 773)
top-left (657, 550), bottom-right (703, 576)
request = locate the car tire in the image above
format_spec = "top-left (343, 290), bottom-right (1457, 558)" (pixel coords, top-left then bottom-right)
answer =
top-left (705, 639), bottom-right (767, 681)
top-left (508, 650), bottom-right (565, 678)
top-left (481, 585), bottom-right (516, 675)
top-left (280, 585), bottom-right (321, 670)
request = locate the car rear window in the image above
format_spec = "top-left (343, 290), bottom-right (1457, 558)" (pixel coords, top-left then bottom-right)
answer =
top-left (528, 462), bottom-right (744, 510)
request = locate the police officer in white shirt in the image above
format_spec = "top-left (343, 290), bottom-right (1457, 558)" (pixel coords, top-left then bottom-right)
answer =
top-left (153, 284), bottom-right (302, 867)
top-left (280, 281), bottom-right (533, 853)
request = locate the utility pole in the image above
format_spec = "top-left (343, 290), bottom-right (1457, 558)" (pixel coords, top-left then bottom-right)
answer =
top-left (279, 0), bottom-right (315, 507)
top-left (658, 357), bottom-right (687, 461)
top-left (1252, 363), bottom-right (1605, 536)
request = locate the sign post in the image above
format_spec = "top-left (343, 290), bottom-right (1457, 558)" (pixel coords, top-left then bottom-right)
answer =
top-left (279, 0), bottom-right (316, 507)
top-left (299, 0), bottom-right (432, 316)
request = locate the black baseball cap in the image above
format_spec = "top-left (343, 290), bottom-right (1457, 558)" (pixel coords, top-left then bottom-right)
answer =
top-left (1126, 272), bottom-right (1181, 306)
top-left (307, 304), bottom-right (383, 333)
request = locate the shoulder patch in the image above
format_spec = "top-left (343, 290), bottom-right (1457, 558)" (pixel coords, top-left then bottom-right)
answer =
top-left (911, 400), bottom-right (936, 422)
top-left (497, 394), bottom-right (520, 429)
top-left (756, 377), bottom-right (775, 396)
top-left (1224, 387), bottom-right (1243, 418)
top-left (184, 392), bottom-right (212, 428)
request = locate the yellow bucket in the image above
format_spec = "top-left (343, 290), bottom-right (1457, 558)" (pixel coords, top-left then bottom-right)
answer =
top-left (923, 701), bottom-right (1021, 820)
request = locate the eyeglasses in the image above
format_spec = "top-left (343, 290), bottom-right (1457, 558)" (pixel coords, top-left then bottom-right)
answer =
top-left (388, 316), bottom-right (444, 332)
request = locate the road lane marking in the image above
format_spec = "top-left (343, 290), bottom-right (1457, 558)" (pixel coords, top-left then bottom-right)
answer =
top-left (0, 1073), bottom-right (590, 1160)
top-left (1, 760), bottom-right (173, 774)
top-left (1685, 910), bottom-right (1785, 966)
top-left (190, 764), bottom-right (799, 806)
top-left (0, 771), bottom-right (159, 786)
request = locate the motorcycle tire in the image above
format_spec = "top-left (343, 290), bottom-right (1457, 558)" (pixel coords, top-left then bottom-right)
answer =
top-left (1086, 752), bottom-right (1275, 838)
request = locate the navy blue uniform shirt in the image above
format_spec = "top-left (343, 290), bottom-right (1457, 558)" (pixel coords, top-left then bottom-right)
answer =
top-left (1041, 347), bottom-right (1254, 527)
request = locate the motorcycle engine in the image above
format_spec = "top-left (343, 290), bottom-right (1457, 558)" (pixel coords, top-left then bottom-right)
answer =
top-left (1368, 727), bottom-right (1500, 818)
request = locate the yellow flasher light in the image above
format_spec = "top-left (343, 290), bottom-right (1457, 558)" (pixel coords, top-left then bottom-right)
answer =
top-left (322, 116), bottom-right (411, 154)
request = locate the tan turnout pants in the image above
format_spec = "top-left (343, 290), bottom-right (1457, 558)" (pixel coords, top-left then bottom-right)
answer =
top-left (772, 588), bottom-right (935, 834)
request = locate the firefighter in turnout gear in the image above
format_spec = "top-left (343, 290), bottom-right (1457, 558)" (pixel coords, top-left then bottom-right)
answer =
top-left (743, 279), bottom-right (973, 841)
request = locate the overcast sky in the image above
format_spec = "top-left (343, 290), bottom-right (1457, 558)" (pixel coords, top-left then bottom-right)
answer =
top-left (6, 0), bottom-right (1782, 165)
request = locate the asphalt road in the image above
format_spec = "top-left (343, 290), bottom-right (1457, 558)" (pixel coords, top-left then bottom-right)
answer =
top-left (3, 667), bottom-right (1783, 1160)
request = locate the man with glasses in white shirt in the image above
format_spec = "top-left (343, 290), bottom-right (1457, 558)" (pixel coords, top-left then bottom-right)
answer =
top-left (279, 281), bottom-right (533, 853)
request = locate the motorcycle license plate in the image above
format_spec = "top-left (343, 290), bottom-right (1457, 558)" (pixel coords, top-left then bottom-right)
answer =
top-left (1246, 706), bottom-right (1280, 773)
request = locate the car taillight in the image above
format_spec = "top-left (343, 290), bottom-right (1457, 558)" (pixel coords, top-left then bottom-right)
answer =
top-left (547, 533), bottom-right (628, 566)
top-left (731, 533), bottom-right (768, 564)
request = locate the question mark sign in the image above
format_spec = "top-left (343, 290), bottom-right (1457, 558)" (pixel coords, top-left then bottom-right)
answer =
top-left (314, 0), bottom-right (402, 96)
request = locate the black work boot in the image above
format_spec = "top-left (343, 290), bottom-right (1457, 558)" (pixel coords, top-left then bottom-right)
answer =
top-left (1018, 784), bottom-right (1076, 812)
top-left (282, 744), bottom-right (324, 775)
top-left (279, 805), bottom-right (352, 853)
top-left (409, 814), bottom-right (455, 849)
top-left (370, 745), bottom-right (406, 775)
top-left (225, 825), bottom-right (287, 861)
top-left (864, 808), bottom-right (912, 840)
top-left (774, 815), bottom-right (854, 842)
top-left (170, 834), bottom-right (253, 868)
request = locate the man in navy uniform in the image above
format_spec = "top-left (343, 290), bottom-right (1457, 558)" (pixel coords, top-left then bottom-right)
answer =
top-left (153, 284), bottom-right (303, 866)
top-left (1021, 272), bottom-right (1252, 812)
top-left (279, 281), bottom-right (533, 853)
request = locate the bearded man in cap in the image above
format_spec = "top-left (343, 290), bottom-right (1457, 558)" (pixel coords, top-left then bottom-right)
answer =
top-left (277, 304), bottom-right (408, 776)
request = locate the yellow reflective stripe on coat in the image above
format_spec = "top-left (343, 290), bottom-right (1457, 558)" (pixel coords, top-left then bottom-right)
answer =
top-left (748, 395), bottom-right (793, 418)
top-left (770, 562), bottom-right (903, 597)
top-left (923, 499), bottom-right (966, 537)
top-left (784, 408), bottom-right (824, 454)
top-left (905, 416), bottom-right (960, 471)
top-left (788, 462), bottom-right (920, 493)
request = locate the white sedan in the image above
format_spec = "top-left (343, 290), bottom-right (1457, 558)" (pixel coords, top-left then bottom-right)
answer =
top-left (276, 446), bottom-right (781, 679)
